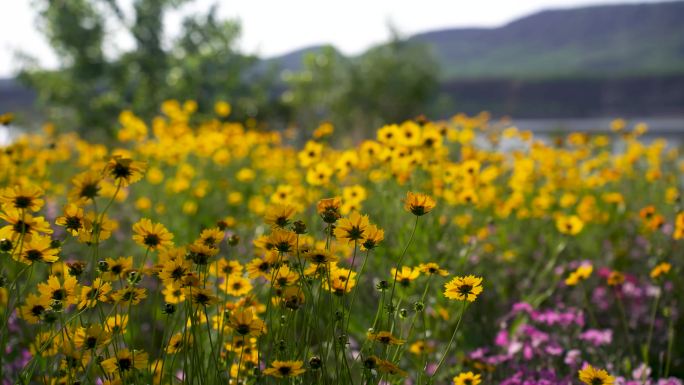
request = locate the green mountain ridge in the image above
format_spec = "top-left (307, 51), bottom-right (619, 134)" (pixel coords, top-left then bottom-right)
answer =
top-left (269, 1), bottom-right (684, 80)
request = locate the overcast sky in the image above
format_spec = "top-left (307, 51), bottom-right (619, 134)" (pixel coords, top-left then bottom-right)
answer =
top-left (0, 0), bottom-right (664, 77)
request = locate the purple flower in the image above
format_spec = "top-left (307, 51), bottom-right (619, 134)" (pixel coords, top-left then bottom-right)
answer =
top-left (632, 363), bottom-right (652, 382)
top-left (657, 378), bottom-right (683, 385)
top-left (579, 329), bottom-right (613, 346)
top-left (564, 349), bottom-right (581, 365)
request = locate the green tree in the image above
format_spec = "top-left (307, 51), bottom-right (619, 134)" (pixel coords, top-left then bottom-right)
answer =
top-left (283, 30), bottom-right (440, 136)
top-left (19, 0), bottom-right (278, 138)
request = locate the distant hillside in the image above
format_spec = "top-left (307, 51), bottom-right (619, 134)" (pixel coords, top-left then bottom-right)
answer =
top-left (267, 1), bottom-right (684, 80)
top-left (411, 1), bottom-right (684, 79)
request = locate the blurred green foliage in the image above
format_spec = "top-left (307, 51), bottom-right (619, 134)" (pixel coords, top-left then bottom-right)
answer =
top-left (282, 33), bottom-right (440, 136)
top-left (18, 0), bottom-right (440, 137)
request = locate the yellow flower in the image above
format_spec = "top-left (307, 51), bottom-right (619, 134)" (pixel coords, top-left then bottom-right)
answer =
top-left (18, 235), bottom-right (59, 265)
top-left (674, 212), bottom-right (684, 240)
top-left (55, 203), bottom-right (87, 236)
top-left (166, 333), bottom-right (192, 354)
top-left (323, 275), bottom-right (356, 295)
top-left (74, 324), bottom-right (111, 350)
top-left (263, 360), bottom-right (306, 378)
top-left (317, 197), bottom-right (342, 223)
top-left (391, 266), bottom-right (420, 287)
top-left (334, 211), bottom-right (370, 243)
top-left (0, 208), bottom-right (53, 242)
top-left (268, 229), bottom-right (297, 253)
top-left (78, 278), bottom-right (112, 309)
top-left (101, 349), bottom-right (148, 374)
top-left (343, 185), bottom-right (367, 203)
top-left (361, 224), bottom-right (384, 250)
top-left (69, 171), bottom-right (102, 202)
top-left (105, 314), bottom-right (129, 335)
top-left (228, 308), bottom-right (266, 337)
top-left (606, 271), bottom-right (625, 286)
top-left (214, 101), bottom-right (232, 117)
top-left (37, 275), bottom-right (79, 306)
top-left (367, 331), bottom-right (405, 345)
top-left (303, 249), bottom-right (338, 265)
top-left (298, 141), bottom-right (324, 167)
top-left (132, 218), bottom-right (174, 250)
top-left (444, 275), bottom-right (483, 302)
top-left (306, 163), bottom-right (333, 186)
top-left (565, 264), bottom-right (593, 286)
top-left (313, 121), bottom-right (334, 138)
top-left (418, 262), bottom-right (449, 276)
top-left (264, 204), bottom-right (297, 228)
top-left (112, 286), bottom-right (147, 306)
top-left (0, 184), bottom-right (44, 212)
top-left (102, 256), bottom-right (133, 281)
top-left (78, 212), bottom-right (118, 243)
top-left (159, 256), bottom-right (192, 287)
top-left (650, 262), bottom-right (671, 279)
top-left (578, 364), bottom-right (615, 385)
top-left (404, 191), bottom-right (436, 216)
top-left (556, 215), bottom-right (584, 235)
top-left (184, 287), bottom-right (219, 306)
top-left (453, 371), bottom-right (482, 385)
top-left (0, 112), bottom-right (14, 125)
top-left (409, 340), bottom-right (434, 355)
top-left (104, 155), bottom-right (147, 186)
top-left (197, 227), bottom-right (224, 248)
top-left (211, 258), bottom-right (244, 277)
top-left (222, 275), bottom-right (252, 297)
top-left (19, 293), bottom-right (50, 324)
top-left (271, 265), bottom-right (300, 288)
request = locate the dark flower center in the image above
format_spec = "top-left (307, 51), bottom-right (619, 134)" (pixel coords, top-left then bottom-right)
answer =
top-left (118, 357), bottom-right (132, 371)
top-left (111, 264), bottom-right (123, 275)
top-left (194, 292), bottom-right (210, 305)
top-left (278, 366), bottom-right (292, 376)
top-left (14, 196), bottom-right (32, 209)
top-left (122, 290), bottom-right (136, 301)
top-left (458, 284), bottom-right (473, 296)
top-left (52, 289), bottom-right (67, 301)
top-left (26, 250), bottom-right (43, 261)
top-left (144, 234), bottom-right (161, 247)
top-left (411, 206), bottom-right (426, 216)
top-left (31, 305), bottom-right (45, 317)
top-left (65, 216), bottom-right (82, 231)
top-left (275, 242), bottom-right (292, 253)
top-left (171, 266), bottom-right (185, 280)
top-left (86, 336), bottom-right (98, 349)
top-left (112, 163), bottom-right (132, 179)
top-left (13, 220), bottom-right (30, 234)
top-left (80, 183), bottom-right (100, 199)
top-left (346, 227), bottom-right (364, 240)
top-left (236, 324), bottom-right (250, 335)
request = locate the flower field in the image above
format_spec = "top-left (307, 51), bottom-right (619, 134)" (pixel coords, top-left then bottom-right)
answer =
top-left (0, 101), bottom-right (682, 385)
